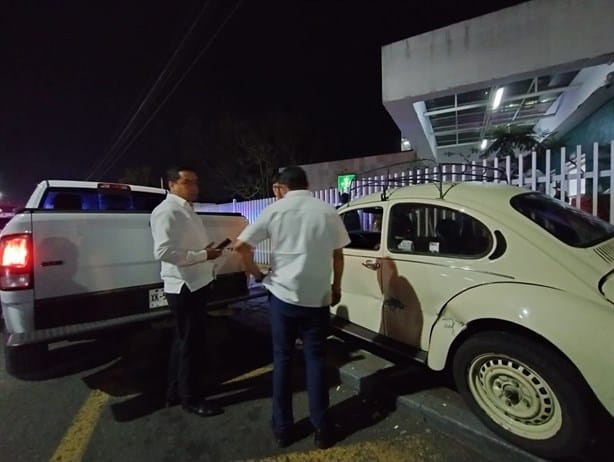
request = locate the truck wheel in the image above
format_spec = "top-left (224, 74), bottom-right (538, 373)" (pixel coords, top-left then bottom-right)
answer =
top-left (452, 331), bottom-right (592, 459)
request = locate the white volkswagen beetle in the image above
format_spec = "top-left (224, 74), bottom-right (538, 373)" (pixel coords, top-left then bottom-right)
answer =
top-left (333, 180), bottom-right (614, 459)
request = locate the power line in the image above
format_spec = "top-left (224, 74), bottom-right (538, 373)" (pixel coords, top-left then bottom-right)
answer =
top-left (97, 0), bottom-right (244, 181)
top-left (86, 0), bottom-right (213, 180)
top-left (85, 0), bottom-right (214, 180)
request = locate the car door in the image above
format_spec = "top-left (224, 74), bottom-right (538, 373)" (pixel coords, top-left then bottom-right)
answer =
top-left (334, 205), bottom-right (386, 332)
top-left (379, 200), bottom-right (508, 350)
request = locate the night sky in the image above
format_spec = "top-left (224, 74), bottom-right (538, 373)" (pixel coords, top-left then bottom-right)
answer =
top-left (1, 0), bottom-right (527, 205)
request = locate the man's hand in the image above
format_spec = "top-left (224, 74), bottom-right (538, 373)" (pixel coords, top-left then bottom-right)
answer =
top-left (205, 244), bottom-right (222, 260)
top-left (234, 240), bottom-right (263, 279)
top-left (331, 285), bottom-right (342, 306)
top-left (255, 268), bottom-right (269, 283)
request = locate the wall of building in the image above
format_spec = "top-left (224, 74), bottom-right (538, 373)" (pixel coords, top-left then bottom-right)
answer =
top-left (382, 0), bottom-right (614, 104)
top-left (300, 150), bottom-right (416, 191)
top-left (559, 98), bottom-right (614, 194)
top-left (381, 0), bottom-right (614, 160)
top-left (561, 98), bottom-right (614, 153)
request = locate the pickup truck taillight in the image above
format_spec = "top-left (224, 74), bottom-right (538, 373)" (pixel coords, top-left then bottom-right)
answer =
top-left (0, 234), bottom-right (33, 290)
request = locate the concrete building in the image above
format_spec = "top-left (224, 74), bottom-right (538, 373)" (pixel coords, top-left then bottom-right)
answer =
top-left (382, 0), bottom-right (614, 162)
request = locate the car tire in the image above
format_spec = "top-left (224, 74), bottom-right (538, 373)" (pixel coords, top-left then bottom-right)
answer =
top-left (453, 330), bottom-right (593, 459)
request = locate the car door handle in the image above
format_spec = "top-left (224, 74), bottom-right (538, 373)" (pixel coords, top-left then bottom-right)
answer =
top-left (361, 260), bottom-right (380, 270)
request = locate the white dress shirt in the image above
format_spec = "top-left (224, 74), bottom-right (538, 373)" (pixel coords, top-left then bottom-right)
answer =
top-left (150, 193), bottom-right (215, 293)
top-left (237, 190), bottom-right (350, 307)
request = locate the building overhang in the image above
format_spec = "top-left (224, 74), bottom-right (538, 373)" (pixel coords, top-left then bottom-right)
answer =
top-left (382, 0), bottom-right (614, 160)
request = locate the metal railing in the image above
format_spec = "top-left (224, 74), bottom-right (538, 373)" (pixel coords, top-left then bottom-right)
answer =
top-left (199, 141), bottom-right (614, 265)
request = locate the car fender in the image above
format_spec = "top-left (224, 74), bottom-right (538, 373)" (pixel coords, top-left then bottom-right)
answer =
top-left (427, 282), bottom-right (614, 415)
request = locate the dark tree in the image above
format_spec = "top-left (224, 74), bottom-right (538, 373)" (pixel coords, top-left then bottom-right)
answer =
top-left (180, 111), bottom-right (318, 200)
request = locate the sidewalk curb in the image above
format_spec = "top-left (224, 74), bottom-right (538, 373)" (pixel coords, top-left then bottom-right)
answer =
top-left (336, 345), bottom-right (548, 462)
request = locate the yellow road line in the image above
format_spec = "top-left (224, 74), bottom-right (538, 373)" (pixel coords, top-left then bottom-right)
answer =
top-left (223, 364), bottom-right (274, 385)
top-left (48, 364), bottom-right (273, 462)
top-left (49, 389), bottom-right (110, 462)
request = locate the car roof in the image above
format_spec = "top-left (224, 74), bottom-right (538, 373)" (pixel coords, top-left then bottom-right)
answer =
top-left (345, 182), bottom-right (527, 207)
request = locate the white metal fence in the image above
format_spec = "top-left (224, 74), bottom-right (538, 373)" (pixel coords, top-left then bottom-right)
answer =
top-left (199, 141), bottom-right (614, 265)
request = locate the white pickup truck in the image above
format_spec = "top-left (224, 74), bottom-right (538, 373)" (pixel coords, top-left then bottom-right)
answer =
top-left (0, 180), bottom-right (263, 378)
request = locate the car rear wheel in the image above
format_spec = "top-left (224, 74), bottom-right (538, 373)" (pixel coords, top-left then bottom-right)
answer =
top-left (453, 331), bottom-right (593, 459)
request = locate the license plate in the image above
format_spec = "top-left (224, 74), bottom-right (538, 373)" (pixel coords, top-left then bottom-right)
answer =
top-left (149, 288), bottom-right (168, 308)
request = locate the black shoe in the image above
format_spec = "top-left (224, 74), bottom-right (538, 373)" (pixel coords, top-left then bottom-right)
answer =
top-left (274, 430), bottom-right (293, 448)
top-left (314, 427), bottom-right (332, 449)
top-left (182, 401), bottom-right (224, 417)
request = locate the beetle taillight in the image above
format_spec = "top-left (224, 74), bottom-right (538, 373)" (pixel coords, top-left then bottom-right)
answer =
top-left (0, 234), bottom-right (33, 290)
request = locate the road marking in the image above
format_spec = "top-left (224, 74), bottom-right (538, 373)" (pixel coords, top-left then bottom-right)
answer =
top-left (49, 389), bottom-right (110, 462)
top-left (223, 364), bottom-right (274, 384)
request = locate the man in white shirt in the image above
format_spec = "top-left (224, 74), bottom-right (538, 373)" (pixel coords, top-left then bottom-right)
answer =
top-left (235, 166), bottom-right (350, 449)
top-left (271, 171), bottom-right (287, 201)
top-left (150, 166), bottom-right (223, 417)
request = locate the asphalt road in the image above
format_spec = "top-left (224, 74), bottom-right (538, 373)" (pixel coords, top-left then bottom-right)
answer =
top-left (3, 298), bottom-right (611, 461)
top-left (1, 304), bottom-right (498, 462)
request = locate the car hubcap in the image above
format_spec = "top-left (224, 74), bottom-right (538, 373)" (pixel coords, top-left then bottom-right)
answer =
top-left (467, 354), bottom-right (562, 439)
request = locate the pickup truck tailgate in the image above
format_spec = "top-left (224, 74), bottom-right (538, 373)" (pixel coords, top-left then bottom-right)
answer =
top-left (32, 211), bottom-right (159, 300)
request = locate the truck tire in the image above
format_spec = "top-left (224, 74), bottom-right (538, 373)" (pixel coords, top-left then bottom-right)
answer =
top-left (452, 330), bottom-right (592, 459)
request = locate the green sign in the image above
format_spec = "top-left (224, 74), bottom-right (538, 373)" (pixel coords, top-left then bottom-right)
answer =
top-left (337, 174), bottom-right (356, 192)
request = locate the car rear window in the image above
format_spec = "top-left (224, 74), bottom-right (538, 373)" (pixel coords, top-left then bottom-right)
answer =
top-left (41, 188), bottom-right (165, 212)
top-left (510, 192), bottom-right (614, 247)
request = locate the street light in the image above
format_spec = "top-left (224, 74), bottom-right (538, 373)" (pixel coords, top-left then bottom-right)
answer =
top-left (492, 87), bottom-right (504, 110)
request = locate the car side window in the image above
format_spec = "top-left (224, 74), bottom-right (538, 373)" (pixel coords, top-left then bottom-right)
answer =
top-left (387, 204), bottom-right (491, 258)
top-left (340, 207), bottom-right (383, 250)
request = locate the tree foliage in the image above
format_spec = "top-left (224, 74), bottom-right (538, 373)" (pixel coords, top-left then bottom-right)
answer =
top-left (180, 111), bottom-right (318, 200)
top-left (480, 126), bottom-right (547, 160)
top-left (118, 166), bottom-right (156, 186)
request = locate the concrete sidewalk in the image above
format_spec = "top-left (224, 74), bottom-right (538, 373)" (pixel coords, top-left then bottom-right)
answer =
top-left (334, 342), bottom-right (546, 462)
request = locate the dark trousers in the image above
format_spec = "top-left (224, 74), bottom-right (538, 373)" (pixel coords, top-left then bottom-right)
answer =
top-left (269, 294), bottom-right (330, 433)
top-left (165, 284), bottom-right (208, 405)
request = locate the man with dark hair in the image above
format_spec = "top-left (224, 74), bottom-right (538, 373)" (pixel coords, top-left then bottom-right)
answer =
top-left (271, 171), bottom-right (287, 201)
top-left (235, 165), bottom-right (350, 449)
top-left (150, 166), bottom-right (223, 417)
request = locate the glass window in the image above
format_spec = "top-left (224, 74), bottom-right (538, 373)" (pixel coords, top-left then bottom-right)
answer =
top-left (41, 189), bottom-right (97, 210)
top-left (510, 192), bottom-right (614, 247)
top-left (341, 207), bottom-right (383, 250)
top-left (99, 191), bottom-right (132, 210)
top-left (388, 203), bottom-right (492, 257)
top-left (41, 188), bottom-right (165, 212)
top-left (132, 191), bottom-right (166, 211)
